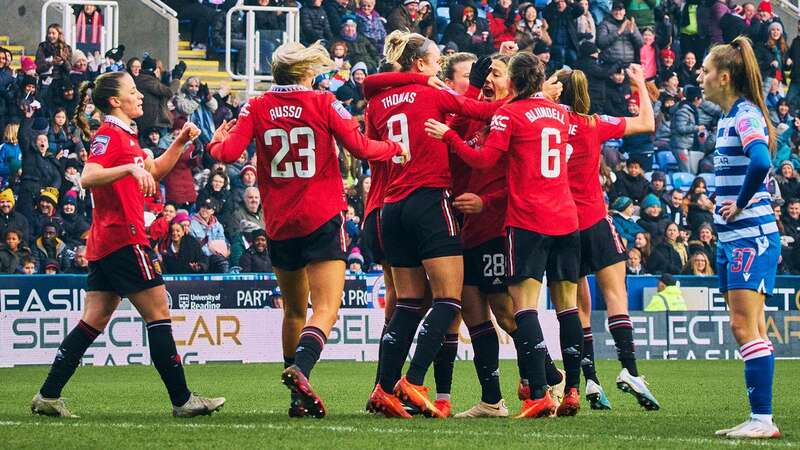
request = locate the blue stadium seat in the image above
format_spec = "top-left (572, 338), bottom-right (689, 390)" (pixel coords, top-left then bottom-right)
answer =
top-left (671, 172), bottom-right (695, 191)
top-left (655, 151), bottom-right (679, 172)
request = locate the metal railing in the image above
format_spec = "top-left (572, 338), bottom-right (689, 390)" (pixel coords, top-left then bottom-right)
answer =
top-left (41, 0), bottom-right (119, 57)
top-left (141, 0), bottom-right (180, 68)
top-left (225, 4), bottom-right (301, 95)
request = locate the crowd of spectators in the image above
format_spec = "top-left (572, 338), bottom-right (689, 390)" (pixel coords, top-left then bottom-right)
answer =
top-left (2, 0), bottom-right (800, 275)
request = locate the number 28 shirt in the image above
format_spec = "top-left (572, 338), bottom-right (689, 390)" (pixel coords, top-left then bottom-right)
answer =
top-left (208, 85), bottom-right (402, 240)
top-left (85, 116), bottom-right (151, 261)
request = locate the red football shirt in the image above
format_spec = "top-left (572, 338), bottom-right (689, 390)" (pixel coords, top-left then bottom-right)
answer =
top-left (457, 124), bottom-right (508, 249)
top-left (208, 85), bottom-right (401, 240)
top-left (365, 80), bottom-right (500, 203)
top-left (566, 112), bottom-right (626, 230)
top-left (85, 116), bottom-right (151, 261)
top-left (446, 95), bottom-right (577, 235)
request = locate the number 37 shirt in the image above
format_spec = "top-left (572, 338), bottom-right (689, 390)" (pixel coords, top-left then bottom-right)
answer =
top-left (208, 85), bottom-right (402, 241)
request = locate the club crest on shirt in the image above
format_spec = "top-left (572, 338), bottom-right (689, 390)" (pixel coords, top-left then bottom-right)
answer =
top-left (91, 135), bottom-right (110, 156)
top-left (737, 116), bottom-right (764, 137)
top-left (332, 100), bottom-right (352, 120)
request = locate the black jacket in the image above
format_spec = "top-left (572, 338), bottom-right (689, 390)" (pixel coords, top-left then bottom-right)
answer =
top-left (19, 117), bottom-right (63, 190)
top-left (300, 4), bottom-right (334, 45)
top-left (60, 211), bottom-right (89, 247)
top-left (161, 235), bottom-right (208, 274)
top-left (323, 0), bottom-right (350, 37)
top-left (637, 213), bottom-right (671, 241)
top-left (0, 210), bottom-right (31, 245)
top-left (135, 72), bottom-right (178, 131)
top-left (239, 246), bottom-right (273, 273)
top-left (613, 172), bottom-right (650, 205)
top-left (543, 1), bottom-right (584, 51)
top-left (648, 242), bottom-right (685, 274)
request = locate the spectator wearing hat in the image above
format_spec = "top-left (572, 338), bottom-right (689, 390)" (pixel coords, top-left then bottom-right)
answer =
top-left (610, 196), bottom-right (646, 248)
top-left (135, 56), bottom-right (181, 137)
top-left (575, 41), bottom-right (616, 114)
top-left (324, 0), bottom-right (352, 39)
top-left (750, 0), bottom-right (784, 43)
top-left (443, 4), bottom-right (473, 53)
top-left (597, 1), bottom-right (643, 67)
top-left (162, 218), bottom-right (208, 274)
top-left (60, 193), bottom-right (89, 248)
top-left (197, 170), bottom-right (233, 220)
top-left (388, 0), bottom-right (421, 34)
top-left (0, 229), bottom-right (31, 273)
top-left (756, 21), bottom-right (788, 92)
top-left (49, 77), bottom-right (79, 119)
top-left (238, 229), bottom-right (273, 273)
top-left (670, 85), bottom-right (706, 173)
top-left (533, 41), bottom-right (557, 77)
top-left (543, 0), bottom-right (584, 68)
top-left (32, 220), bottom-right (68, 273)
top-left (64, 244), bottom-right (89, 274)
top-left (348, 247), bottom-right (365, 274)
top-left (340, 19), bottom-right (380, 71)
top-left (356, 0), bottom-right (388, 52)
top-left (601, 65), bottom-right (632, 117)
top-left (417, 0), bottom-right (438, 40)
top-left (232, 163), bottom-right (258, 204)
top-left (102, 45), bottom-right (126, 73)
top-left (43, 259), bottom-right (61, 274)
top-left (0, 188), bottom-right (30, 244)
top-left (649, 222), bottom-right (688, 274)
top-left (336, 62), bottom-right (368, 118)
top-left (190, 197), bottom-right (230, 273)
top-left (657, 48), bottom-right (677, 84)
top-left (30, 187), bottom-right (63, 241)
top-left (649, 170), bottom-right (668, 202)
top-left (637, 193), bottom-right (672, 238)
top-left (300, 0), bottom-right (335, 45)
top-left (442, 41), bottom-right (460, 57)
top-left (644, 273), bottom-right (687, 311)
top-left (68, 50), bottom-right (92, 87)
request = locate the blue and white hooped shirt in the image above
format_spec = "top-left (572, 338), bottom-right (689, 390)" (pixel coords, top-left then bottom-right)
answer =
top-left (713, 97), bottom-right (778, 243)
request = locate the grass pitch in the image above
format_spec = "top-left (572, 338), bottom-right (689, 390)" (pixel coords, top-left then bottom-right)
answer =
top-left (0, 360), bottom-right (796, 449)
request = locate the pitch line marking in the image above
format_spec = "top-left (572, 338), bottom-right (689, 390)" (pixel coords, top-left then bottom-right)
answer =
top-left (0, 420), bottom-right (792, 447)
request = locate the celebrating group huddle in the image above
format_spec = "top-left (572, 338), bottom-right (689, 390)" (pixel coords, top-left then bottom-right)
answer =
top-left (30, 29), bottom-right (781, 439)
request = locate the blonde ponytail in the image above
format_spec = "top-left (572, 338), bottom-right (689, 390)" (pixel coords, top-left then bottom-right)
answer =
top-left (383, 30), bottom-right (433, 72)
top-left (272, 41), bottom-right (337, 85)
top-left (557, 68), bottom-right (591, 115)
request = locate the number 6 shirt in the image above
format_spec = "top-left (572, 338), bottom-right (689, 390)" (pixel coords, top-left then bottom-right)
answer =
top-left (443, 94), bottom-right (578, 236)
top-left (208, 85), bottom-right (402, 240)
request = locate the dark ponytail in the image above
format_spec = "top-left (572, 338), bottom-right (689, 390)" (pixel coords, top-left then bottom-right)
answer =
top-left (72, 71), bottom-right (126, 138)
top-left (508, 52), bottom-right (545, 102)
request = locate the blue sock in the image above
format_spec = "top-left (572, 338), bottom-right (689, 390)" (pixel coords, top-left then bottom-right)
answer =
top-left (740, 339), bottom-right (774, 419)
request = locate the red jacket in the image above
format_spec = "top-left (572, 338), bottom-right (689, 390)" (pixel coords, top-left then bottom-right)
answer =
top-left (163, 144), bottom-right (199, 205)
top-left (487, 11), bottom-right (519, 49)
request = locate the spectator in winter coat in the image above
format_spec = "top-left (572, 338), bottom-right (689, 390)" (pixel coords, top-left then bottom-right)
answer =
top-left (19, 114), bottom-right (63, 215)
top-left (31, 221), bottom-right (68, 272)
top-left (576, 0), bottom-right (597, 42)
top-left (387, 0), bottom-right (420, 34)
top-left (757, 22), bottom-right (788, 90)
top-left (238, 229), bottom-right (273, 273)
top-left (613, 156), bottom-right (650, 204)
top-left (778, 160), bottom-right (800, 200)
top-left (648, 222), bottom-right (688, 274)
top-left (135, 56), bottom-right (182, 135)
top-left (324, 0), bottom-right (351, 38)
top-left (637, 193), bottom-right (672, 238)
top-left (0, 124), bottom-right (22, 188)
top-left (189, 198), bottom-right (230, 273)
top-left (60, 194), bottom-right (88, 247)
top-left (720, 6), bottom-right (748, 44)
top-left (664, 188), bottom-right (688, 228)
top-left (162, 221), bottom-right (208, 274)
top-left (516, 3), bottom-right (553, 47)
top-left (35, 24), bottom-right (72, 84)
top-left (0, 229), bottom-right (30, 273)
top-left (610, 196), bottom-right (646, 248)
top-left (336, 62), bottom-right (368, 117)
top-left (600, 66), bottom-right (632, 117)
top-left (47, 108), bottom-right (82, 157)
top-left (576, 41), bottom-right (617, 114)
top-left (418, 1), bottom-right (438, 39)
top-left (543, 0), bottom-right (585, 68)
top-left (670, 86), bottom-right (705, 173)
top-left (29, 188), bottom-right (63, 241)
top-left (677, 52), bottom-right (700, 86)
top-left (489, 0), bottom-right (520, 50)
top-left (300, 0), bottom-right (335, 45)
top-left (356, 0), bottom-right (388, 52)
top-left (340, 19), bottom-right (380, 71)
top-left (443, 4), bottom-right (473, 53)
top-left (197, 171), bottom-right (234, 222)
top-left (686, 177), bottom-right (714, 238)
top-left (225, 187), bottom-right (264, 241)
top-left (597, 2), bottom-right (643, 66)
top-left (687, 222), bottom-right (717, 264)
top-left (0, 189), bottom-right (30, 245)
top-left (174, 77), bottom-right (218, 145)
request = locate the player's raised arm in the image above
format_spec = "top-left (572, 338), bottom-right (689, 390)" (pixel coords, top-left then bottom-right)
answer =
top-left (623, 64), bottom-right (656, 136)
top-left (209, 99), bottom-right (255, 163)
top-left (328, 97), bottom-right (407, 162)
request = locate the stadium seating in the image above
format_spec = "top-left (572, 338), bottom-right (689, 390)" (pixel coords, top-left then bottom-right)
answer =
top-left (655, 151), bottom-right (680, 173)
top-left (671, 172), bottom-right (695, 191)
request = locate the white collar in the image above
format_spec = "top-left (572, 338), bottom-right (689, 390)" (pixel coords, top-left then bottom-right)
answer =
top-left (269, 84), bottom-right (311, 93)
top-left (104, 115), bottom-right (136, 135)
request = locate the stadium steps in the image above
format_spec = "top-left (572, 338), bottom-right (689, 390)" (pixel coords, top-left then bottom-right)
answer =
top-left (177, 39), bottom-right (269, 92)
